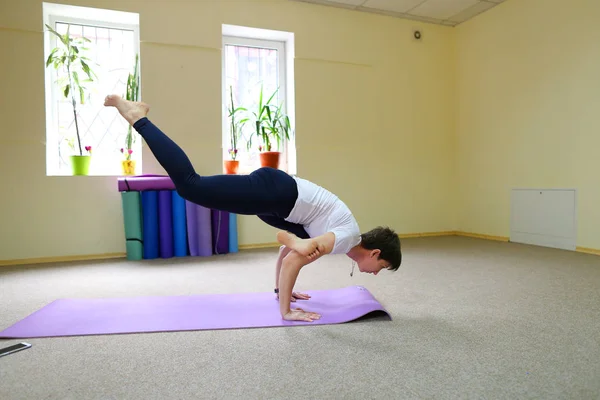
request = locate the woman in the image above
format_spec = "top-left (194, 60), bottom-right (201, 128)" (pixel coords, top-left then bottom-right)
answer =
top-left (104, 94), bottom-right (402, 322)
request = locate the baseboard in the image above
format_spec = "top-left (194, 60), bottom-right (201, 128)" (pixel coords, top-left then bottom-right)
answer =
top-left (455, 231), bottom-right (510, 242)
top-left (575, 247), bottom-right (600, 256)
top-left (399, 231), bottom-right (456, 238)
top-left (0, 252), bottom-right (126, 267)
top-left (0, 245), bottom-right (283, 267)
top-left (457, 232), bottom-right (600, 256)
top-left (399, 230), bottom-right (511, 242)
top-left (2, 231), bottom-right (598, 267)
top-left (238, 242), bottom-right (280, 250)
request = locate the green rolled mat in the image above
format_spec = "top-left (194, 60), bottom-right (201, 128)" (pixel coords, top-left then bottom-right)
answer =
top-left (121, 191), bottom-right (143, 260)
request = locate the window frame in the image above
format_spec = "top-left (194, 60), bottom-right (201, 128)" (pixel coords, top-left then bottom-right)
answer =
top-left (43, 11), bottom-right (141, 176)
top-left (221, 35), bottom-right (291, 174)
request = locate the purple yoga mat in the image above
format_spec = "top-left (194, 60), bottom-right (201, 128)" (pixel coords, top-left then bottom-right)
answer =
top-left (211, 210), bottom-right (229, 254)
top-left (186, 201), bottom-right (212, 257)
top-left (0, 286), bottom-right (390, 339)
top-left (118, 176), bottom-right (175, 192)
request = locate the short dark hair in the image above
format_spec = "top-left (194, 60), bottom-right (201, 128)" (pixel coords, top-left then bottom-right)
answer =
top-left (360, 226), bottom-right (402, 271)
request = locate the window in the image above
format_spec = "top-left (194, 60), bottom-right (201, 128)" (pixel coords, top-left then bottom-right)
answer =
top-left (222, 25), bottom-right (296, 175)
top-left (43, 3), bottom-right (140, 176)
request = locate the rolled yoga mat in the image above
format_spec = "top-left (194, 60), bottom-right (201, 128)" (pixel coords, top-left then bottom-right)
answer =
top-left (158, 190), bottom-right (174, 258)
top-left (211, 210), bottom-right (230, 255)
top-left (185, 201), bottom-right (198, 256)
top-left (0, 286), bottom-right (391, 338)
top-left (120, 191), bottom-right (143, 260)
top-left (185, 201), bottom-right (212, 257)
top-left (172, 191), bottom-right (188, 257)
top-left (141, 191), bottom-right (159, 259)
top-left (229, 213), bottom-right (238, 253)
top-left (118, 175), bottom-right (175, 192)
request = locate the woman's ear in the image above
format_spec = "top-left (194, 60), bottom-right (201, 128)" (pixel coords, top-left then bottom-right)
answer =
top-left (370, 249), bottom-right (381, 259)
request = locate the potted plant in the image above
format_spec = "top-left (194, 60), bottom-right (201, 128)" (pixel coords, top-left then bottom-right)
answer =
top-left (121, 53), bottom-right (140, 176)
top-left (45, 24), bottom-right (97, 176)
top-left (225, 85), bottom-right (248, 174)
top-left (260, 100), bottom-right (292, 168)
top-left (120, 147), bottom-right (134, 174)
top-left (247, 86), bottom-right (293, 169)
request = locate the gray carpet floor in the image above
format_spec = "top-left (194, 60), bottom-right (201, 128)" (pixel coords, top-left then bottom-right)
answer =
top-left (1, 236), bottom-right (599, 399)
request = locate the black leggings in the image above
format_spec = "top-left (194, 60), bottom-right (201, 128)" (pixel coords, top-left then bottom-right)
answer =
top-left (133, 117), bottom-right (309, 239)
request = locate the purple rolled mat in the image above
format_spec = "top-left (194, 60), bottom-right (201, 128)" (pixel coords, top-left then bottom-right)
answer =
top-left (158, 190), bottom-right (174, 258)
top-left (211, 210), bottom-right (230, 255)
top-left (118, 176), bottom-right (175, 192)
top-left (197, 205), bottom-right (213, 257)
top-left (185, 201), bottom-right (199, 256)
top-left (185, 201), bottom-right (212, 257)
top-left (0, 286), bottom-right (391, 338)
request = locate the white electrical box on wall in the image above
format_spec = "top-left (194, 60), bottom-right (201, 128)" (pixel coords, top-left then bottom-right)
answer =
top-left (510, 188), bottom-right (577, 251)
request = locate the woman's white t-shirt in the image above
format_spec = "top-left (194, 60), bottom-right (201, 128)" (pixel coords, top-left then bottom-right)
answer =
top-left (284, 176), bottom-right (361, 254)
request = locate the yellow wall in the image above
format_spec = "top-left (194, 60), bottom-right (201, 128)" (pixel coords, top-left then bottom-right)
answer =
top-left (0, 0), bottom-right (456, 262)
top-left (455, 0), bottom-right (600, 249)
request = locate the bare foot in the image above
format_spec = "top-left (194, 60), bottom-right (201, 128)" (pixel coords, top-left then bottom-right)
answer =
top-left (276, 231), bottom-right (321, 260)
top-left (104, 94), bottom-right (150, 125)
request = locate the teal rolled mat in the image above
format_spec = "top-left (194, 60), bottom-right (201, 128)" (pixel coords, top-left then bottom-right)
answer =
top-left (121, 191), bottom-right (143, 260)
top-left (229, 213), bottom-right (238, 253)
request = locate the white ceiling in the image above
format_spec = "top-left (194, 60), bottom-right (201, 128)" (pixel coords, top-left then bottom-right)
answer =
top-left (290, 0), bottom-right (507, 27)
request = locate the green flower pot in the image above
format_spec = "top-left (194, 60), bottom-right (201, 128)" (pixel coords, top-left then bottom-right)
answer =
top-left (70, 155), bottom-right (91, 175)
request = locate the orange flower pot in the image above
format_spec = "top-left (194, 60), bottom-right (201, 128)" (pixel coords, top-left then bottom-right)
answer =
top-left (224, 160), bottom-right (239, 174)
top-left (259, 151), bottom-right (280, 169)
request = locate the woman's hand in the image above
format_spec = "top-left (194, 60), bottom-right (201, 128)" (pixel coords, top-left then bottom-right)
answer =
top-left (282, 308), bottom-right (321, 322)
top-left (276, 291), bottom-right (311, 302)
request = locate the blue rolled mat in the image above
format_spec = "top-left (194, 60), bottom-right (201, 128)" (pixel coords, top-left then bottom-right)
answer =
top-left (121, 192), bottom-right (143, 260)
top-left (172, 191), bottom-right (188, 257)
top-left (141, 191), bottom-right (159, 259)
top-left (229, 213), bottom-right (238, 253)
top-left (158, 190), bottom-right (174, 258)
top-left (211, 210), bottom-right (230, 255)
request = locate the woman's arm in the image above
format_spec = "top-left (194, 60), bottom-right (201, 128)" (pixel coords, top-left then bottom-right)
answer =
top-left (275, 245), bottom-right (292, 289)
top-left (278, 250), bottom-right (322, 322)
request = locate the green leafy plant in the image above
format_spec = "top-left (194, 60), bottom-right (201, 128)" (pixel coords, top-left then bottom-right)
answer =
top-left (246, 84), bottom-right (273, 152)
top-left (227, 86), bottom-right (248, 160)
top-left (262, 101), bottom-right (292, 152)
top-left (45, 24), bottom-right (97, 156)
top-left (123, 53), bottom-right (140, 161)
top-left (247, 85), bottom-right (292, 152)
